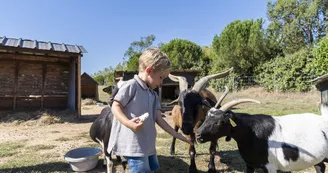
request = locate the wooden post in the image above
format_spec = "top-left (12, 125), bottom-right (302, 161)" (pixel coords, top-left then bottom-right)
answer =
top-left (95, 84), bottom-right (99, 101)
top-left (77, 55), bottom-right (81, 118)
top-left (13, 61), bottom-right (19, 111)
top-left (41, 63), bottom-right (46, 109)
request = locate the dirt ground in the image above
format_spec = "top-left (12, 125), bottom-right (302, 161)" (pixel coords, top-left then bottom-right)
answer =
top-left (0, 88), bottom-right (323, 173)
top-left (0, 104), bottom-right (171, 173)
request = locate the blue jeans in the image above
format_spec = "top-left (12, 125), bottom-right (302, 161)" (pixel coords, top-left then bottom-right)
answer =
top-left (125, 154), bottom-right (159, 173)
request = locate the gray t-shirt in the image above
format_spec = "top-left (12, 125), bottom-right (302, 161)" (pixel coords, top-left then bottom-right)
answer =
top-left (107, 75), bottom-right (161, 157)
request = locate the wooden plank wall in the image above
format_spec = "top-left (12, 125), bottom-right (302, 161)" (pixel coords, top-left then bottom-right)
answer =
top-left (81, 85), bottom-right (97, 98)
top-left (16, 62), bottom-right (43, 109)
top-left (44, 64), bottom-right (69, 109)
top-left (0, 54), bottom-right (71, 110)
top-left (0, 61), bottom-right (15, 110)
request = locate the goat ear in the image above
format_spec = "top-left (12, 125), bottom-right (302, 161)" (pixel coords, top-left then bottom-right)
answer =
top-left (202, 99), bottom-right (212, 108)
top-left (229, 118), bottom-right (237, 127)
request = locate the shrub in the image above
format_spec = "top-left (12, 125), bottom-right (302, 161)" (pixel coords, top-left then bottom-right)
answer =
top-left (256, 48), bottom-right (315, 92)
top-left (311, 35), bottom-right (328, 77)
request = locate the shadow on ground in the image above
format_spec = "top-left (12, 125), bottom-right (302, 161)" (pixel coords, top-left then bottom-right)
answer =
top-left (0, 162), bottom-right (71, 173)
top-left (216, 150), bottom-right (290, 173)
top-left (90, 155), bottom-right (198, 173)
top-left (0, 110), bottom-right (102, 124)
top-left (157, 155), bottom-right (206, 173)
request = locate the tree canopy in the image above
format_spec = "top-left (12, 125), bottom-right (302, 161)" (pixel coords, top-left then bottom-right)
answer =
top-left (161, 39), bottom-right (211, 76)
top-left (267, 0), bottom-right (328, 54)
top-left (212, 18), bottom-right (272, 76)
top-left (92, 1), bottom-right (328, 92)
top-left (124, 34), bottom-right (156, 71)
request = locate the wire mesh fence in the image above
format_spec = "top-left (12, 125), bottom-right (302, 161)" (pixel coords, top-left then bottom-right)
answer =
top-left (212, 75), bottom-right (318, 92)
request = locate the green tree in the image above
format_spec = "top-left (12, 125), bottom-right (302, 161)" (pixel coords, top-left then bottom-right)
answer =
top-left (124, 35), bottom-right (156, 71)
top-left (115, 63), bottom-right (124, 71)
top-left (92, 66), bottom-right (116, 85)
top-left (267, 0), bottom-right (328, 54)
top-left (202, 46), bottom-right (218, 61)
top-left (257, 48), bottom-right (315, 92)
top-left (310, 35), bottom-right (328, 76)
top-left (160, 39), bottom-right (209, 74)
top-left (212, 19), bottom-right (272, 76)
top-left (93, 75), bottom-right (105, 85)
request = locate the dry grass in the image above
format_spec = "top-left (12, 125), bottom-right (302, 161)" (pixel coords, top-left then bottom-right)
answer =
top-left (0, 87), bottom-right (324, 173)
top-left (0, 109), bottom-right (76, 125)
top-left (98, 85), bottom-right (111, 103)
top-left (211, 86), bottom-right (321, 115)
top-left (82, 98), bottom-right (98, 106)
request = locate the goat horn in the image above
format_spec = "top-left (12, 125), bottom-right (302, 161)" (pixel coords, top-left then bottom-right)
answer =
top-left (168, 74), bottom-right (188, 93)
top-left (219, 99), bottom-right (260, 112)
top-left (192, 67), bottom-right (233, 92)
top-left (214, 86), bottom-right (229, 108)
top-left (167, 97), bottom-right (179, 106)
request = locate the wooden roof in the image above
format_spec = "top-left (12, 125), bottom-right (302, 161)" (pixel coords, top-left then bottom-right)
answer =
top-left (81, 72), bottom-right (98, 85)
top-left (312, 73), bottom-right (328, 91)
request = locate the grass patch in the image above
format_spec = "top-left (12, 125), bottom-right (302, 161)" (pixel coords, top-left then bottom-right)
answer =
top-left (0, 141), bottom-right (24, 158)
top-left (157, 132), bottom-right (171, 139)
top-left (50, 131), bottom-right (60, 134)
top-left (74, 132), bottom-right (89, 139)
top-left (26, 144), bottom-right (56, 151)
top-left (98, 85), bottom-right (111, 103)
top-left (81, 143), bottom-right (101, 148)
top-left (54, 137), bottom-right (71, 142)
top-left (215, 87), bottom-right (320, 116)
top-left (0, 153), bottom-right (70, 172)
top-left (72, 132), bottom-right (92, 141)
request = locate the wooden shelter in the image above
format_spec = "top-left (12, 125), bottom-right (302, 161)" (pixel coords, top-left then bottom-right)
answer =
top-left (0, 36), bottom-right (87, 117)
top-left (114, 70), bottom-right (200, 100)
top-left (81, 72), bottom-right (99, 100)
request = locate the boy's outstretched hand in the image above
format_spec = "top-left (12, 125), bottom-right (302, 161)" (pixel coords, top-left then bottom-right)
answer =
top-left (176, 133), bottom-right (192, 145)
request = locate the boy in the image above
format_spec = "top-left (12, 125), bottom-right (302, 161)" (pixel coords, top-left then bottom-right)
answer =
top-left (108, 47), bottom-right (190, 173)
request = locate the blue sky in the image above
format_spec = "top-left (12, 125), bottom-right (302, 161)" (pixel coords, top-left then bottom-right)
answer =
top-left (0, 0), bottom-right (268, 75)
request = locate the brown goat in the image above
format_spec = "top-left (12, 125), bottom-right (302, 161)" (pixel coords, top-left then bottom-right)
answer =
top-left (168, 68), bottom-right (232, 173)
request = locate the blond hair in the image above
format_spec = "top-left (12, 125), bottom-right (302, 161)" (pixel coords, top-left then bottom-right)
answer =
top-left (139, 47), bottom-right (172, 73)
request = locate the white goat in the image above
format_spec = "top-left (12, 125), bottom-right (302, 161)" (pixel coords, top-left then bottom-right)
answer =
top-left (197, 99), bottom-right (328, 173)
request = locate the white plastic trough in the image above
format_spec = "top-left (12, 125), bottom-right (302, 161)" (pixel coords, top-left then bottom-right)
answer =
top-left (64, 147), bottom-right (102, 172)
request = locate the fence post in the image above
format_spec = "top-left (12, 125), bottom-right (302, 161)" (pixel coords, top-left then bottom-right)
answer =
top-left (273, 75), bottom-right (277, 92)
top-left (232, 76), bottom-right (235, 92)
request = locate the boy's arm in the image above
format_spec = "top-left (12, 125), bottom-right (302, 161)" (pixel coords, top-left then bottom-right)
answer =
top-left (111, 101), bottom-right (144, 132)
top-left (155, 110), bottom-right (191, 144)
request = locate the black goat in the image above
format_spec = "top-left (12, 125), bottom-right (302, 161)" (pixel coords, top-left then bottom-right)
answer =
top-left (168, 68), bottom-right (233, 173)
top-left (89, 80), bottom-right (126, 173)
